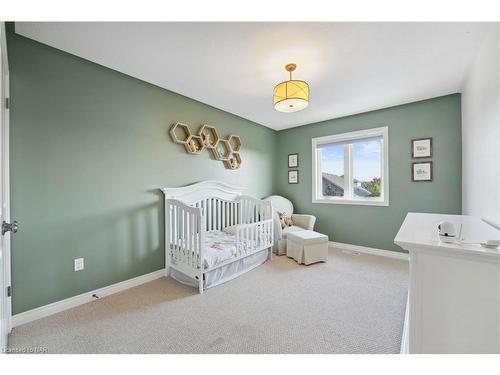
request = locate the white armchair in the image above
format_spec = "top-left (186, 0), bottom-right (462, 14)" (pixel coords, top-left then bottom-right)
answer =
top-left (263, 195), bottom-right (316, 255)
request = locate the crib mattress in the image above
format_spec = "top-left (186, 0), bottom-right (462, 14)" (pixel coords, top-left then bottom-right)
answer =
top-left (170, 229), bottom-right (270, 270)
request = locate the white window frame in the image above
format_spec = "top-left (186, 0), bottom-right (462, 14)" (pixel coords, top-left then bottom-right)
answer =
top-left (311, 126), bottom-right (389, 206)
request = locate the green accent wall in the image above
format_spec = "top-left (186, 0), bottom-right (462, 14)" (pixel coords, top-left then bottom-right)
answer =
top-left (275, 94), bottom-right (462, 252)
top-left (7, 32), bottom-right (277, 314)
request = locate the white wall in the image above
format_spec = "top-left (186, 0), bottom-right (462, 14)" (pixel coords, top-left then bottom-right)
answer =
top-left (462, 24), bottom-right (500, 225)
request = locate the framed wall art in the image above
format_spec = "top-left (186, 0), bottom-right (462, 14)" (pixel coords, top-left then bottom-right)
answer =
top-left (288, 170), bottom-right (299, 184)
top-left (288, 153), bottom-right (299, 168)
top-left (412, 161), bottom-right (433, 182)
top-left (411, 137), bottom-right (432, 159)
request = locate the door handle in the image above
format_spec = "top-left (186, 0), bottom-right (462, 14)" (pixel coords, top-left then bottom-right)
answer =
top-left (2, 220), bottom-right (18, 235)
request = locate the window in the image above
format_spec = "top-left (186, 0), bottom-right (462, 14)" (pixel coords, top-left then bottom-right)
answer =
top-left (312, 126), bottom-right (389, 206)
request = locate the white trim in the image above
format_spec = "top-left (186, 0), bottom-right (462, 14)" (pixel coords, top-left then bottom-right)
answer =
top-left (329, 241), bottom-right (409, 261)
top-left (12, 269), bottom-right (165, 328)
top-left (312, 126), bottom-right (389, 207)
top-left (400, 294), bottom-right (410, 354)
top-left (312, 198), bottom-right (388, 206)
top-left (0, 22), bottom-right (11, 352)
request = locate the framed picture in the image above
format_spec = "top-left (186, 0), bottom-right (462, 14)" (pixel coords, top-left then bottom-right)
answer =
top-left (288, 153), bottom-right (299, 168)
top-left (412, 161), bottom-right (433, 182)
top-left (411, 137), bottom-right (432, 159)
top-left (288, 170), bottom-right (299, 184)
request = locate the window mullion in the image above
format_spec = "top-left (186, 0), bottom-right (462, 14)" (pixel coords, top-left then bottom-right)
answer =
top-left (379, 139), bottom-right (384, 200)
top-left (317, 148), bottom-right (322, 199)
top-left (344, 144), bottom-right (352, 200)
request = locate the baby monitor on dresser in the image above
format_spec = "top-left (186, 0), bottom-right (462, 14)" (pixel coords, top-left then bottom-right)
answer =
top-left (437, 221), bottom-right (458, 243)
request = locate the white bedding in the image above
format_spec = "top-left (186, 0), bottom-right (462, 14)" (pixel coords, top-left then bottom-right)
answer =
top-left (170, 229), bottom-right (270, 269)
top-left (203, 231), bottom-right (238, 268)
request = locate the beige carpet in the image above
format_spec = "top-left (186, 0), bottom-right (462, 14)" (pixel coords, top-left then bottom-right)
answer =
top-left (8, 248), bottom-right (408, 354)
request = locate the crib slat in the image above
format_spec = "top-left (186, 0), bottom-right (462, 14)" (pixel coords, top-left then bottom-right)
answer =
top-left (173, 205), bottom-right (177, 263)
top-left (240, 200), bottom-right (243, 224)
top-left (220, 200), bottom-right (223, 230)
top-left (194, 213), bottom-right (197, 267)
top-left (182, 209), bottom-right (186, 263)
top-left (203, 199), bottom-right (207, 232)
top-left (197, 214), bottom-right (201, 267)
top-left (184, 210), bottom-right (188, 265)
top-left (193, 209), bottom-right (196, 267)
top-left (181, 209), bottom-right (188, 263)
top-left (222, 201), bottom-right (226, 229)
top-left (214, 199), bottom-right (217, 230)
top-left (241, 200), bottom-right (244, 225)
top-left (182, 208), bottom-right (186, 263)
top-left (216, 199), bottom-right (218, 230)
top-left (185, 210), bottom-right (189, 265)
top-left (168, 204), bottom-right (172, 262)
top-left (213, 198), bottom-right (216, 231)
top-left (242, 199), bottom-right (246, 224)
top-left (187, 210), bottom-right (190, 262)
top-left (193, 213), bottom-right (196, 267)
top-left (175, 205), bottom-right (180, 263)
top-left (251, 225), bottom-right (254, 249)
top-left (208, 198), bottom-right (212, 231)
top-left (217, 199), bottom-right (221, 230)
top-left (188, 210), bottom-right (192, 265)
top-left (180, 208), bottom-right (183, 263)
top-left (186, 210), bottom-right (189, 264)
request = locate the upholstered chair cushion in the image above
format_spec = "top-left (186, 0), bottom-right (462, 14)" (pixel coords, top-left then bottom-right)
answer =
top-left (263, 195), bottom-right (317, 255)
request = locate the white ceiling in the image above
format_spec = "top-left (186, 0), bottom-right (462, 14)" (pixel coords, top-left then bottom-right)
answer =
top-left (15, 22), bottom-right (490, 130)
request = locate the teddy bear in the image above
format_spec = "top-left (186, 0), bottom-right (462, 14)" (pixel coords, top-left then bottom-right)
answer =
top-left (229, 157), bottom-right (239, 169)
top-left (278, 211), bottom-right (293, 229)
top-left (188, 139), bottom-right (199, 153)
top-left (202, 132), bottom-right (212, 147)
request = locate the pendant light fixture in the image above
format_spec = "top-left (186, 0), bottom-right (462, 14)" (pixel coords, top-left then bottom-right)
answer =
top-left (273, 63), bottom-right (309, 113)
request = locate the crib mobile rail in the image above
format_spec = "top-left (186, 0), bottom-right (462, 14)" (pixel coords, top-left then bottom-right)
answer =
top-left (164, 193), bottom-right (274, 291)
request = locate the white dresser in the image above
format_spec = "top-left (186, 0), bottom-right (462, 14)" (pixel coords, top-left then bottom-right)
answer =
top-left (395, 212), bottom-right (500, 354)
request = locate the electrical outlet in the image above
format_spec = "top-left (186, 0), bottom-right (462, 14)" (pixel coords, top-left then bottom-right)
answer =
top-left (74, 258), bottom-right (84, 272)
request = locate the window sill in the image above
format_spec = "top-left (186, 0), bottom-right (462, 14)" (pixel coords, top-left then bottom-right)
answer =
top-left (312, 198), bottom-right (389, 206)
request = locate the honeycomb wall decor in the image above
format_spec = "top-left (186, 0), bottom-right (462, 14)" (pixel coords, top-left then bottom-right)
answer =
top-left (170, 122), bottom-right (242, 169)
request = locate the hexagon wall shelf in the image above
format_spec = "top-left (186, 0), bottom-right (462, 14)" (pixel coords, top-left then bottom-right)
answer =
top-left (170, 122), bottom-right (191, 144)
top-left (225, 152), bottom-right (242, 170)
top-left (227, 134), bottom-right (242, 153)
top-left (186, 135), bottom-right (204, 155)
top-left (197, 124), bottom-right (220, 149)
top-left (169, 122), bottom-right (242, 169)
top-left (213, 139), bottom-right (232, 161)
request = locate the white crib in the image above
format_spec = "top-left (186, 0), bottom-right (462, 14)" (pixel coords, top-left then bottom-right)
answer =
top-left (161, 181), bottom-right (274, 293)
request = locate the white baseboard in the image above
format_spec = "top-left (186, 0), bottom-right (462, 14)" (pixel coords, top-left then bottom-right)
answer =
top-left (329, 241), bottom-right (409, 261)
top-left (12, 269), bottom-right (166, 328)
